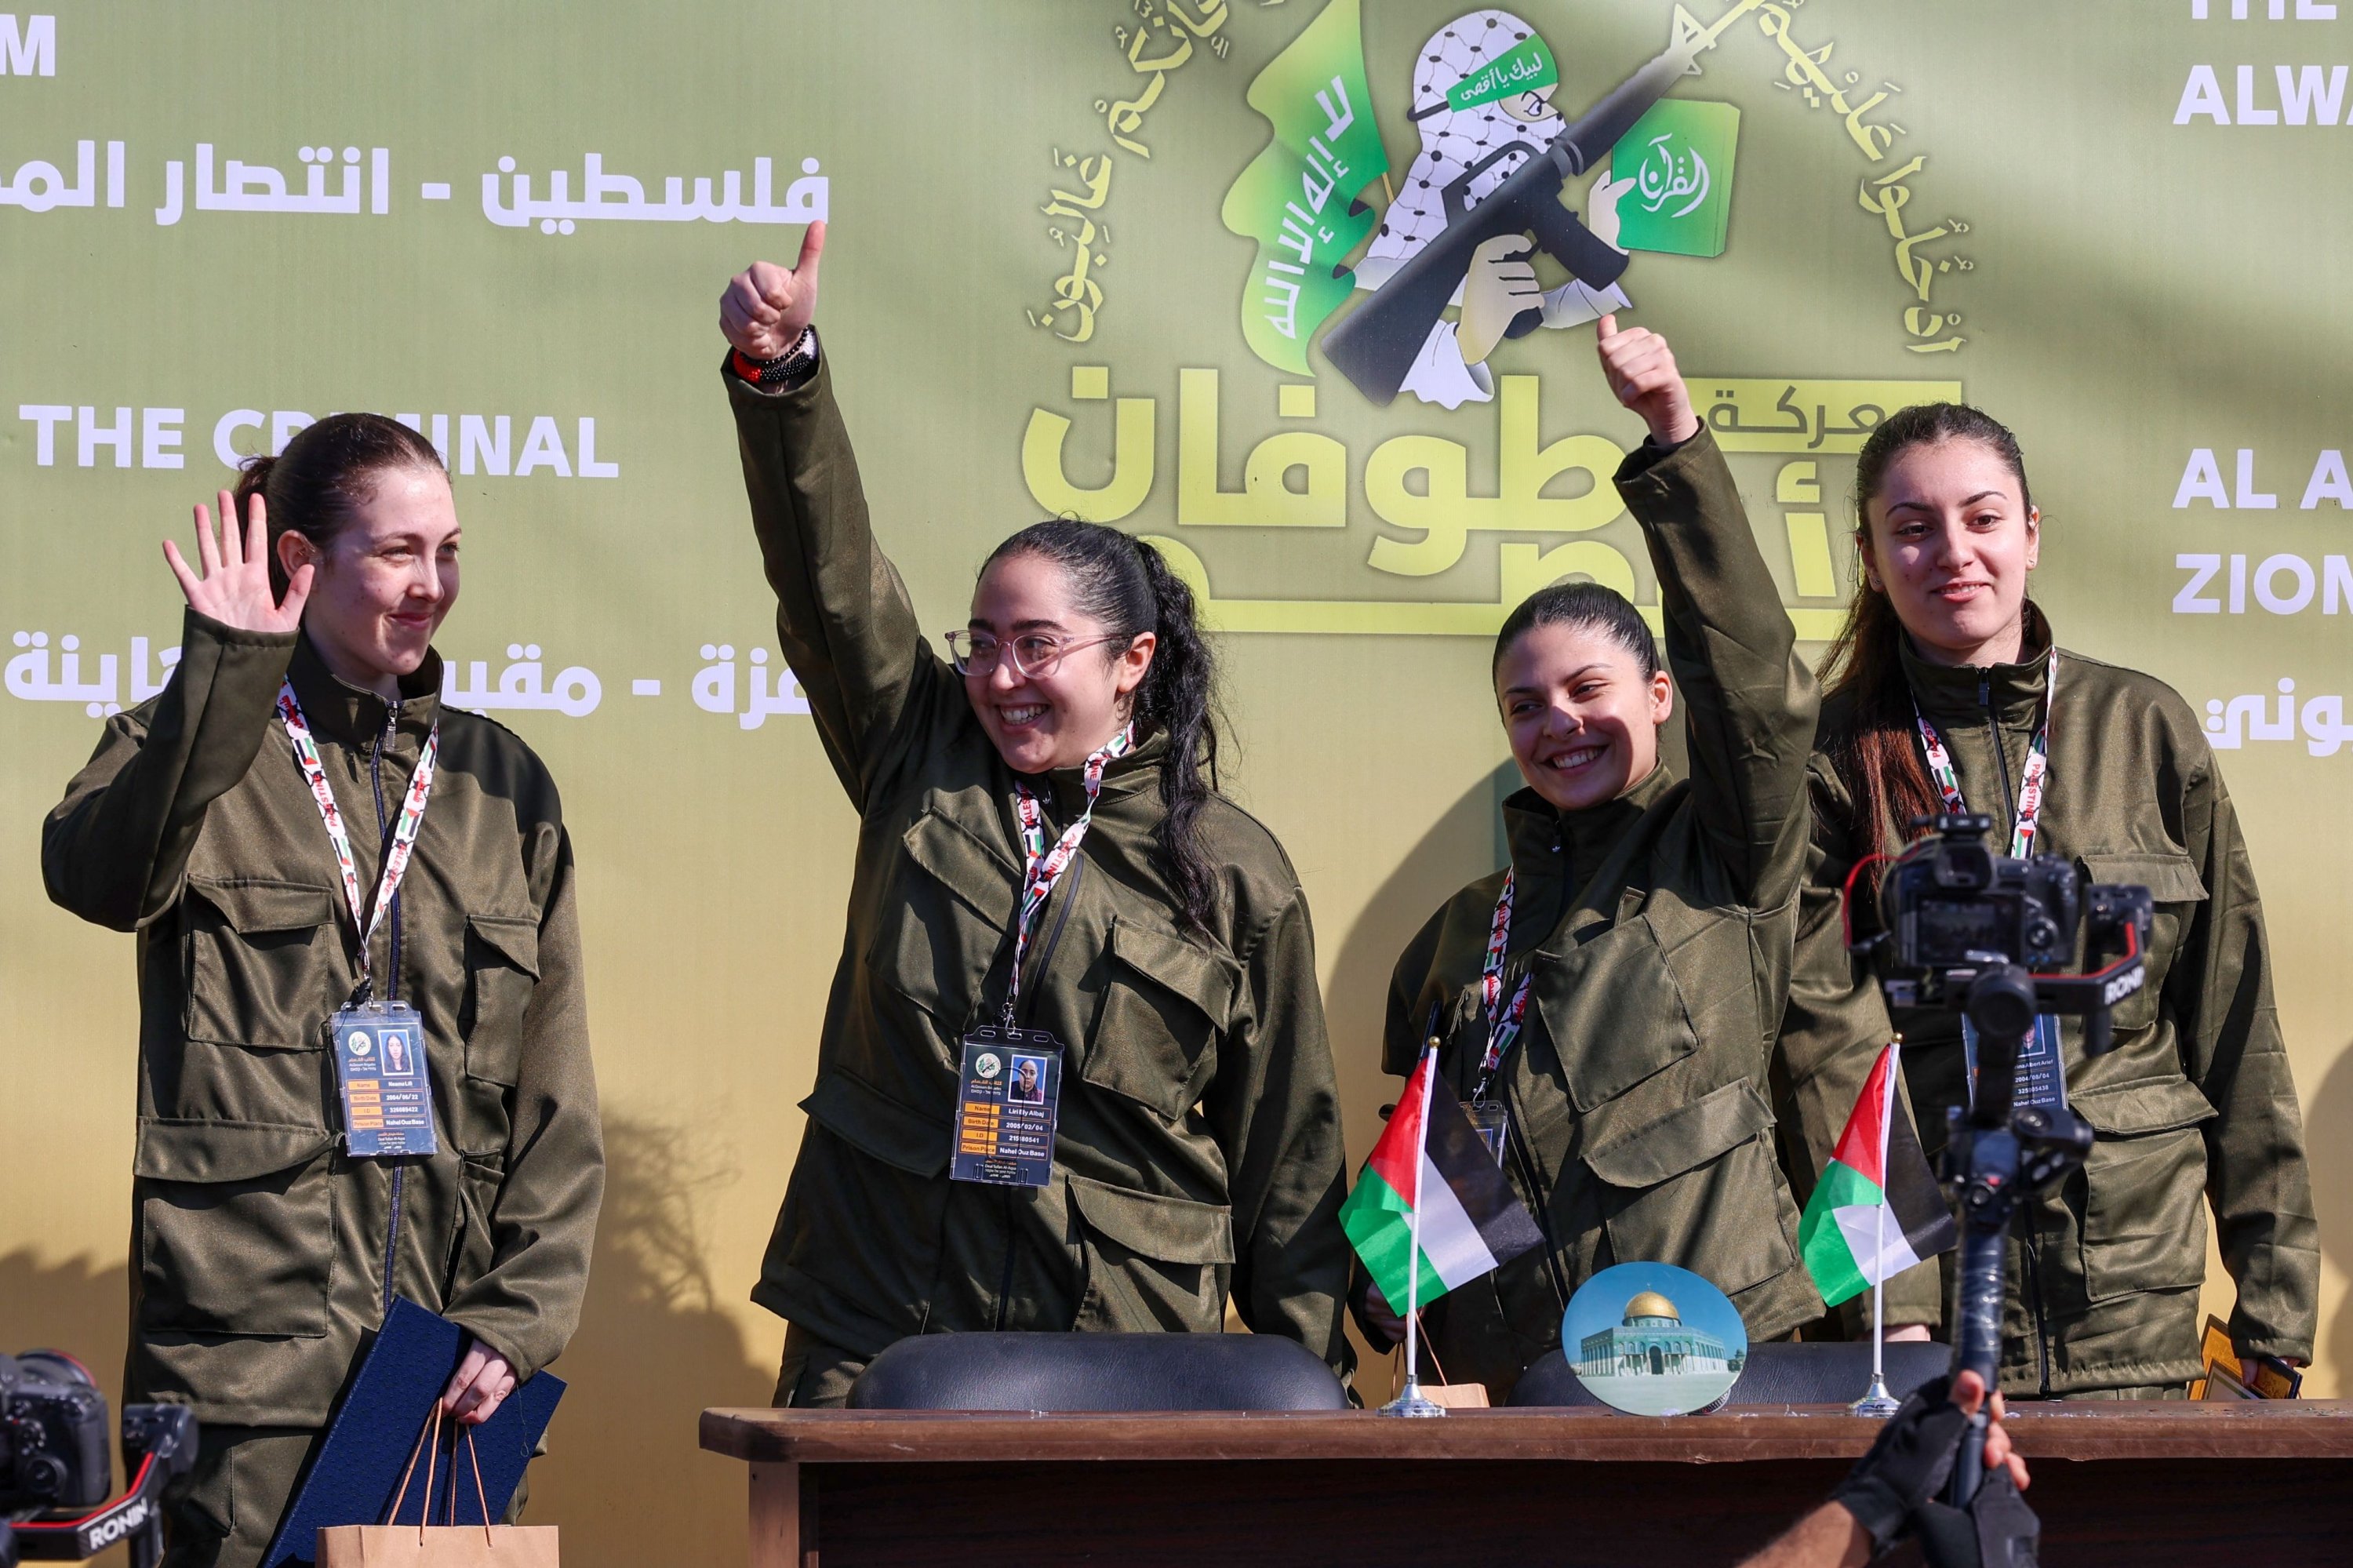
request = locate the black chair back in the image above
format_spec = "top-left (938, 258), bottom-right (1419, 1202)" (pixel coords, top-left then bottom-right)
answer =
top-left (1507, 1340), bottom-right (1951, 1408)
top-left (846, 1331), bottom-right (1351, 1412)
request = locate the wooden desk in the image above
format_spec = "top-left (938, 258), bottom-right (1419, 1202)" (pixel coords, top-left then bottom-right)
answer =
top-left (701, 1402), bottom-right (2353, 1566)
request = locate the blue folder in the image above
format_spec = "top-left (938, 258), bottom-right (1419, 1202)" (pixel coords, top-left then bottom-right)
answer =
top-left (261, 1297), bottom-right (566, 1568)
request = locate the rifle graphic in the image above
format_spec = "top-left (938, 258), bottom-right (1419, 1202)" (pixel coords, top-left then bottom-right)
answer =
top-left (1322, 2), bottom-right (1758, 406)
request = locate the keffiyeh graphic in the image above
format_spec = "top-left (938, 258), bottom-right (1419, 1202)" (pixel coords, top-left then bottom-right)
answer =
top-left (1365, 11), bottom-right (1564, 268)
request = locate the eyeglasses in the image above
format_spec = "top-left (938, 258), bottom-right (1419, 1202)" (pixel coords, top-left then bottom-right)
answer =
top-left (942, 630), bottom-right (1125, 679)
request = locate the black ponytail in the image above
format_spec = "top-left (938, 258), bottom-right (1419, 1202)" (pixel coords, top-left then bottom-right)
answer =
top-left (1493, 580), bottom-right (1660, 681)
top-left (984, 521), bottom-right (1224, 935)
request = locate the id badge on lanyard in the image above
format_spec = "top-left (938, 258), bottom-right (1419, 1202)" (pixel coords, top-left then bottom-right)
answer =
top-left (1963, 1014), bottom-right (2067, 1114)
top-left (278, 680), bottom-right (442, 1157)
top-left (332, 1002), bottom-right (435, 1155)
top-left (1463, 1100), bottom-right (1509, 1165)
top-left (947, 725), bottom-right (1132, 1187)
top-left (951, 1028), bottom-right (1063, 1187)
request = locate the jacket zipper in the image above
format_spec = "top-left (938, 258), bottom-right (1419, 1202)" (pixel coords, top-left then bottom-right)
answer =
top-left (995, 839), bottom-right (1087, 1332)
top-left (1980, 669), bottom-right (2053, 1389)
top-left (1980, 669), bottom-right (2017, 842)
top-left (1502, 1075), bottom-right (1572, 1317)
top-left (369, 699), bottom-right (406, 1321)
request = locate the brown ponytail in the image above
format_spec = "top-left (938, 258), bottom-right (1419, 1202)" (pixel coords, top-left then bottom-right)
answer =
top-left (235, 413), bottom-right (445, 595)
top-left (1819, 402), bottom-right (2033, 855)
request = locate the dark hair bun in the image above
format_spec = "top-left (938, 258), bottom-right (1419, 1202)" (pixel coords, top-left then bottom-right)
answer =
top-left (243, 413), bottom-right (444, 591)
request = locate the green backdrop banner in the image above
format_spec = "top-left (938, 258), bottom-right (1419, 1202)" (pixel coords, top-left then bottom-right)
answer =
top-left (5, 2), bottom-right (2351, 1562)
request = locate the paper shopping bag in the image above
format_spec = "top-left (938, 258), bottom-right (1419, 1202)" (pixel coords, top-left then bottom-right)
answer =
top-left (315, 1523), bottom-right (559, 1567)
top-left (318, 1406), bottom-right (558, 1567)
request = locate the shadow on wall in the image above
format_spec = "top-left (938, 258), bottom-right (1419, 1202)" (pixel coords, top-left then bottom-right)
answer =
top-left (529, 1111), bottom-right (773, 1568)
top-left (2307, 1041), bottom-right (2353, 1395)
top-left (1322, 761), bottom-right (1516, 1168)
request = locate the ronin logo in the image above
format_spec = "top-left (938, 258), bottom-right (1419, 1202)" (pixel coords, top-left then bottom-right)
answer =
top-left (1221, 2), bottom-right (1747, 408)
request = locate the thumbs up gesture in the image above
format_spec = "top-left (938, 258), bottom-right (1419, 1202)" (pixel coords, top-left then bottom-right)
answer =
top-left (721, 220), bottom-right (826, 361)
top-left (1596, 313), bottom-right (1700, 447)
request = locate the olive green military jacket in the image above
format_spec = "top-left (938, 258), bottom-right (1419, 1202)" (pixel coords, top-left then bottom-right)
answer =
top-left (1383, 430), bottom-right (1840, 1400)
top-left (724, 352), bottom-right (1353, 1372)
top-left (1795, 608), bottom-right (2318, 1394)
top-left (43, 619), bottom-right (603, 1428)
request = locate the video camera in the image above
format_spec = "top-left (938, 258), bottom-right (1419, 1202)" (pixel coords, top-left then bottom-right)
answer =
top-left (1853, 813), bottom-right (2153, 1519)
top-left (1871, 813), bottom-right (2154, 1064)
top-left (2, 1351), bottom-right (196, 1568)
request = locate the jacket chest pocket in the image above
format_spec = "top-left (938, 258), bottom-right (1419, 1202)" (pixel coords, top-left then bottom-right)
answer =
top-left (460, 914), bottom-right (540, 1090)
top-left (1584, 1080), bottom-right (1795, 1301)
top-left (1529, 915), bottom-right (1700, 1112)
top-left (2076, 852), bottom-right (2206, 1035)
top-left (2073, 1077), bottom-right (2215, 1304)
top-left (864, 809), bottom-right (1017, 1029)
top-left (184, 879), bottom-right (340, 1050)
top-left (1081, 919), bottom-right (1239, 1120)
top-left (133, 1117), bottom-right (337, 1337)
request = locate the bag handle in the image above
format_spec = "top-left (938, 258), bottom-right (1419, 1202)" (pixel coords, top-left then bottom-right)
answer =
top-left (383, 1402), bottom-right (496, 1547)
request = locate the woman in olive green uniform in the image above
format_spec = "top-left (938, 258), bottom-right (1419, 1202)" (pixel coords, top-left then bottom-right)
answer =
top-left (717, 227), bottom-right (1352, 1406)
top-left (1373, 318), bottom-right (1846, 1401)
top-left (1791, 402), bottom-right (2317, 1397)
top-left (44, 421), bottom-right (603, 1566)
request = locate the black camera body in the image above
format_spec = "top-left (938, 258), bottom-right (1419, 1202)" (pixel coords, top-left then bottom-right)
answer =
top-left (1880, 813), bottom-right (2081, 973)
top-left (1, 1353), bottom-right (109, 1512)
top-left (2, 1349), bottom-right (197, 1568)
top-left (1873, 814), bottom-right (2155, 1045)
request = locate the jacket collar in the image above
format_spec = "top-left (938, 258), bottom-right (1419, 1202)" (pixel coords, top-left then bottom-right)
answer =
top-left (285, 633), bottom-right (444, 751)
top-left (1898, 601), bottom-right (2054, 729)
top-left (1032, 725), bottom-right (1171, 818)
top-left (1500, 757), bottom-right (1677, 892)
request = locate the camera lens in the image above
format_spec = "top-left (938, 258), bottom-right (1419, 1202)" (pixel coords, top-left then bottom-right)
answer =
top-left (24, 1452), bottom-right (67, 1499)
top-left (1966, 967), bottom-right (2038, 1039)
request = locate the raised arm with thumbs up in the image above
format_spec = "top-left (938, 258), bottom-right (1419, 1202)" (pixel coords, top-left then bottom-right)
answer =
top-left (1595, 311), bottom-right (1700, 447)
top-left (722, 219), bottom-right (826, 362)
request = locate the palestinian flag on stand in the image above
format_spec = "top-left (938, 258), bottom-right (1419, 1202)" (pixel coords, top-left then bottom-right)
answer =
top-left (1799, 1043), bottom-right (1959, 1308)
top-left (1340, 1052), bottom-right (1544, 1309)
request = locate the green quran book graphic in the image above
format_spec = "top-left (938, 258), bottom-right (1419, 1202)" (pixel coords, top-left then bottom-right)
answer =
top-left (1608, 99), bottom-right (1741, 257)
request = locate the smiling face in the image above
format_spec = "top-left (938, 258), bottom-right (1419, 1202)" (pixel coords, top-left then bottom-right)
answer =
top-left (1859, 437), bottom-right (2040, 668)
top-left (966, 550), bottom-right (1155, 774)
top-left (278, 464), bottom-right (460, 698)
top-left (1495, 620), bottom-right (1672, 813)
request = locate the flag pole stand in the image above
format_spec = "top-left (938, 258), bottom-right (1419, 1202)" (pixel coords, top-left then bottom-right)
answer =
top-left (1380, 1040), bottom-right (1448, 1418)
top-left (1846, 1267), bottom-right (1901, 1417)
top-left (1849, 1040), bottom-right (1903, 1417)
